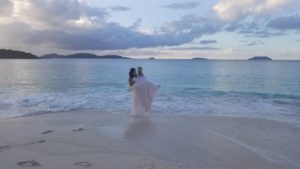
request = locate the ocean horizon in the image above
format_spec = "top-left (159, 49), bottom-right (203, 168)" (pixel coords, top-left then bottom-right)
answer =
top-left (0, 59), bottom-right (299, 123)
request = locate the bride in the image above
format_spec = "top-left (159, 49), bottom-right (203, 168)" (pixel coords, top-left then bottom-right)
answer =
top-left (128, 68), bottom-right (160, 117)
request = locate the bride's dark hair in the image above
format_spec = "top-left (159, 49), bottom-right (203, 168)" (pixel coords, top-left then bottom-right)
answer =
top-left (129, 68), bottom-right (136, 79)
top-left (128, 68), bottom-right (136, 86)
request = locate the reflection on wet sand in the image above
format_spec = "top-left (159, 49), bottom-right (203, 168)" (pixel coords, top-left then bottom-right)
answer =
top-left (125, 117), bottom-right (154, 139)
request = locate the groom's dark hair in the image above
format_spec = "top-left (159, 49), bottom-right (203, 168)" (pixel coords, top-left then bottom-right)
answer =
top-left (138, 67), bottom-right (143, 74)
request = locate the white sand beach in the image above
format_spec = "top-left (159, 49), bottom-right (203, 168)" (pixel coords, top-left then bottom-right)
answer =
top-left (0, 112), bottom-right (299, 169)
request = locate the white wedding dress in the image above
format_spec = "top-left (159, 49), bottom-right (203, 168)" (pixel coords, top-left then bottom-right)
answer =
top-left (130, 77), bottom-right (159, 117)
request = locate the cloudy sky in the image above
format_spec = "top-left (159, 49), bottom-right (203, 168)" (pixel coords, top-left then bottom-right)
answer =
top-left (0, 0), bottom-right (299, 59)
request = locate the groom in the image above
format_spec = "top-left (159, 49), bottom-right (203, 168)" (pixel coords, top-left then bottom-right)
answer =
top-left (137, 67), bottom-right (160, 88)
top-left (137, 66), bottom-right (146, 83)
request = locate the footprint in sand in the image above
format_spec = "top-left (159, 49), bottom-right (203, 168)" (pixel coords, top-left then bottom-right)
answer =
top-left (24, 140), bottom-right (46, 146)
top-left (74, 162), bottom-right (92, 168)
top-left (17, 160), bottom-right (41, 167)
top-left (0, 145), bottom-right (10, 152)
top-left (72, 128), bottom-right (85, 132)
top-left (41, 130), bottom-right (53, 135)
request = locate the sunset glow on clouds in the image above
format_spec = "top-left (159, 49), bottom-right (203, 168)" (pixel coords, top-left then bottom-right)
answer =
top-left (0, 0), bottom-right (299, 59)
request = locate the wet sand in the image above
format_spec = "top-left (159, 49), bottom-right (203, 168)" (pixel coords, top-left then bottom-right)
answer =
top-left (0, 112), bottom-right (299, 169)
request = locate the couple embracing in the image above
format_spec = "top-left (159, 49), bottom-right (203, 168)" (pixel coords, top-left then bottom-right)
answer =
top-left (128, 67), bottom-right (160, 117)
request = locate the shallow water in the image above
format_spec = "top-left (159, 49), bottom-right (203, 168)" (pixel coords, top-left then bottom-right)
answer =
top-left (0, 59), bottom-right (299, 122)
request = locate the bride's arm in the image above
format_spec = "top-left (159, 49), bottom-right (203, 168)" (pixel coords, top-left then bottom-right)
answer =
top-left (129, 78), bottom-right (136, 86)
top-left (128, 78), bottom-right (137, 91)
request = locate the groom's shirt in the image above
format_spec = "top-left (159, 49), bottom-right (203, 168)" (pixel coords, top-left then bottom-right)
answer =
top-left (137, 74), bottom-right (147, 83)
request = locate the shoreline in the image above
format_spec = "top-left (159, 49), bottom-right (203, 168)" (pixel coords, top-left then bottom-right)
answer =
top-left (1, 112), bottom-right (299, 169)
top-left (3, 110), bottom-right (300, 126)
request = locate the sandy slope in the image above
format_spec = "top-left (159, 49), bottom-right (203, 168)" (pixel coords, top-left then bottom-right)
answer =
top-left (0, 112), bottom-right (299, 169)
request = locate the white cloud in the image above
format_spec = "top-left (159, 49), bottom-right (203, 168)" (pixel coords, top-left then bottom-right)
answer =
top-left (213, 0), bottom-right (254, 21)
top-left (67, 15), bottom-right (95, 28)
top-left (0, 0), bottom-right (298, 57)
top-left (213, 0), bottom-right (293, 21)
top-left (160, 15), bottom-right (220, 35)
top-left (3, 0), bottom-right (107, 30)
top-left (0, 0), bottom-right (13, 16)
top-left (0, 1), bottom-right (221, 51)
top-left (254, 0), bottom-right (289, 13)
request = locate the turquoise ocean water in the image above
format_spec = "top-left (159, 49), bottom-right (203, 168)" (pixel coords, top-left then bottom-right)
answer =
top-left (0, 59), bottom-right (299, 122)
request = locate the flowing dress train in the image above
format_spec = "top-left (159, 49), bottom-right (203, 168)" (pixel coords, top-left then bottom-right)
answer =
top-left (131, 78), bottom-right (159, 117)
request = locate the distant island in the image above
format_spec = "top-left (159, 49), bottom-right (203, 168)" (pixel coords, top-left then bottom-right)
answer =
top-left (192, 57), bottom-right (209, 60)
top-left (99, 55), bottom-right (129, 59)
top-left (0, 49), bottom-right (279, 61)
top-left (248, 56), bottom-right (272, 61)
top-left (41, 53), bottom-right (129, 59)
top-left (0, 49), bottom-right (130, 59)
top-left (41, 53), bottom-right (65, 59)
top-left (0, 49), bottom-right (38, 59)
